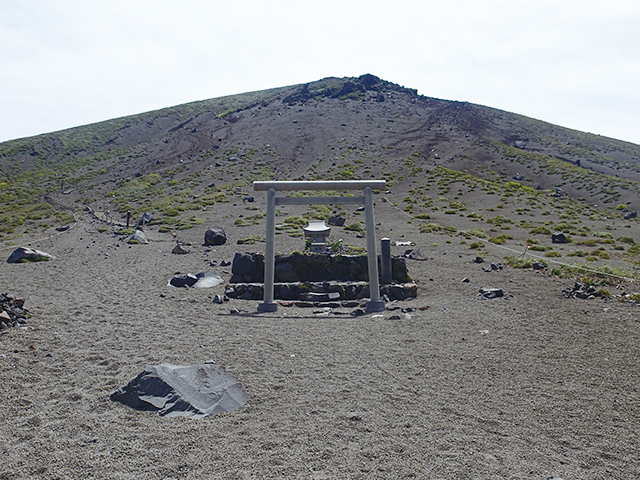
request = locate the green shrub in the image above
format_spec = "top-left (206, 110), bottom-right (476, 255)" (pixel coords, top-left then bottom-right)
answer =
top-left (237, 234), bottom-right (265, 245)
top-left (529, 226), bottom-right (551, 235)
top-left (344, 223), bottom-right (365, 233)
top-left (489, 234), bottom-right (513, 245)
top-left (503, 256), bottom-right (544, 269)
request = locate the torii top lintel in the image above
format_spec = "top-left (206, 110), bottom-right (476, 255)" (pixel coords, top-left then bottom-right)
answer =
top-left (253, 180), bottom-right (386, 192)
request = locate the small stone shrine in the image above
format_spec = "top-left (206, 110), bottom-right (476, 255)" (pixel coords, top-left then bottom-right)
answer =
top-left (303, 220), bottom-right (331, 253)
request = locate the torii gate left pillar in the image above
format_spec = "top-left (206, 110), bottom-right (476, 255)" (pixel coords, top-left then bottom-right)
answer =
top-left (253, 180), bottom-right (387, 313)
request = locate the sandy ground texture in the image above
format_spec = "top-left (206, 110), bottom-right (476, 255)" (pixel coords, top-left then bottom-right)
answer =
top-left (1, 210), bottom-right (639, 479)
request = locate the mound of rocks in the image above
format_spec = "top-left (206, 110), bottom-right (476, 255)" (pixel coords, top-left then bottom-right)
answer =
top-left (563, 282), bottom-right (598, 299)
top-left (0, 294), bottom-right (28, 329)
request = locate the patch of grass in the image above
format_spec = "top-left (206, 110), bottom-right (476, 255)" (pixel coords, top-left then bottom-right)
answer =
top-left (529, 226), bottom-right (551, 235)
top-left (234, 213), bottom-right (266, 227)
top-left (344, 222), bottom-right (365, 234)
top-left (503, 256), bottom-right (544, 269)
top-left (460, 228), bottom-right (487, 239)
top-left (237, 234), bottom-right (265, 245)
top-left (489, 234), bottom-right (513, 245)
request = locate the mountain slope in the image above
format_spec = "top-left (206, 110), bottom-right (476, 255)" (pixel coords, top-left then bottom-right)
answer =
top-left (1, 74), bottom-right (640, 242)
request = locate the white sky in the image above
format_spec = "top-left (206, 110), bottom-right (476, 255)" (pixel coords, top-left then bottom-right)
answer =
top-left (1, 0), bottom-right (639, 145)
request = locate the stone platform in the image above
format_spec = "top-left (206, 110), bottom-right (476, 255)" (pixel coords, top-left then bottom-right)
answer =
top-left (224, 281), bottom-right (417, 302)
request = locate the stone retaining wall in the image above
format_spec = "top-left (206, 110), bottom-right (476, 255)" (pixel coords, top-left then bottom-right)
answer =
top-left (230, 252), bottom-right (411, 284)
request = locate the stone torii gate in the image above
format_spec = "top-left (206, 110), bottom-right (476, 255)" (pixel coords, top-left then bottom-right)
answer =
top-left (253, 180), bottom-right (387, 313)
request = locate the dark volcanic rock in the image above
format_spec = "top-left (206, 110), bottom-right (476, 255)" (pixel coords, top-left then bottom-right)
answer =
top-left (204, 227), bottom-right (227, 246)
top-left (137, 212), bottom-right (153, 226)
top-left (328, 214), bottom-right (346, 227)
top-left (170, 273), bottom-right (198, 288)
top-left (552, 232), bottom-right (567, 244)
top-left (479, 287), bottom-right (504, 299)
top-left (0, 293), bottom-right (28, 328)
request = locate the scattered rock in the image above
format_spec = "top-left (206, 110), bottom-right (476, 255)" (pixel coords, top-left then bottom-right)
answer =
top-left (7, 247), bottom-right (56, 263)
top-left (171, 244), bottom-right (190, 255)
top-left (483, 262), bottom-right (503, 272)
top-left (532, 261), bottom-right (546, 270)
top-left (472, 257), bottom-right (485, 263)
top-left (328, 214), bottom-right (346, 227)
top-left (169, 273), bottom-right (198, 288)
top-left (403, 248), bottom-right (429, 261)
top-left (461, 277), bottom-right (470, 283)
top-left (563, 282), bottom-right (597, 299)
top-left (479, 287), bottom-right (504, 299)
top-left (169, 271), bottom-right (223, 289)
top-left (0, 294), bottom-right (28, 329)
top-left (552, 232), bottom-right (567, 244)
top-left (204, 227), bottom-right (227, 246)
top-left (137, 212), bottom-right (153, 226)
top-left (128, 230), bottom-right (149, 244)
top-left (212, 294), bottom-right (228, 304)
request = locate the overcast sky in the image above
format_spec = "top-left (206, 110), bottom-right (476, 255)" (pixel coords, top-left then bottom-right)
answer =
top-left (1, 0), bottom-right (639, 145)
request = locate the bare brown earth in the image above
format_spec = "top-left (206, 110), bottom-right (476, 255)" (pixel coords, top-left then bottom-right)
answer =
top-left (1, 193), bottom-right (640, 479)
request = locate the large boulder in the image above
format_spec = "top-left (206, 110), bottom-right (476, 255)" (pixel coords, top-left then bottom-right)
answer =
top-left (110, 363), bottom-right (249, 418)
top-left (7, 247), bottom-right (56, 263)
top-left (204, 227), bottom-right (227, 246)
top-left (328, 214), bottom-right (346, 227)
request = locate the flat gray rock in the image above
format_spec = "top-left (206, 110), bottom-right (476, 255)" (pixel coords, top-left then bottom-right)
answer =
top-left (110, 363), bottom-right (249, 418)
top-left (7, 247), bottom-right (56, 263)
